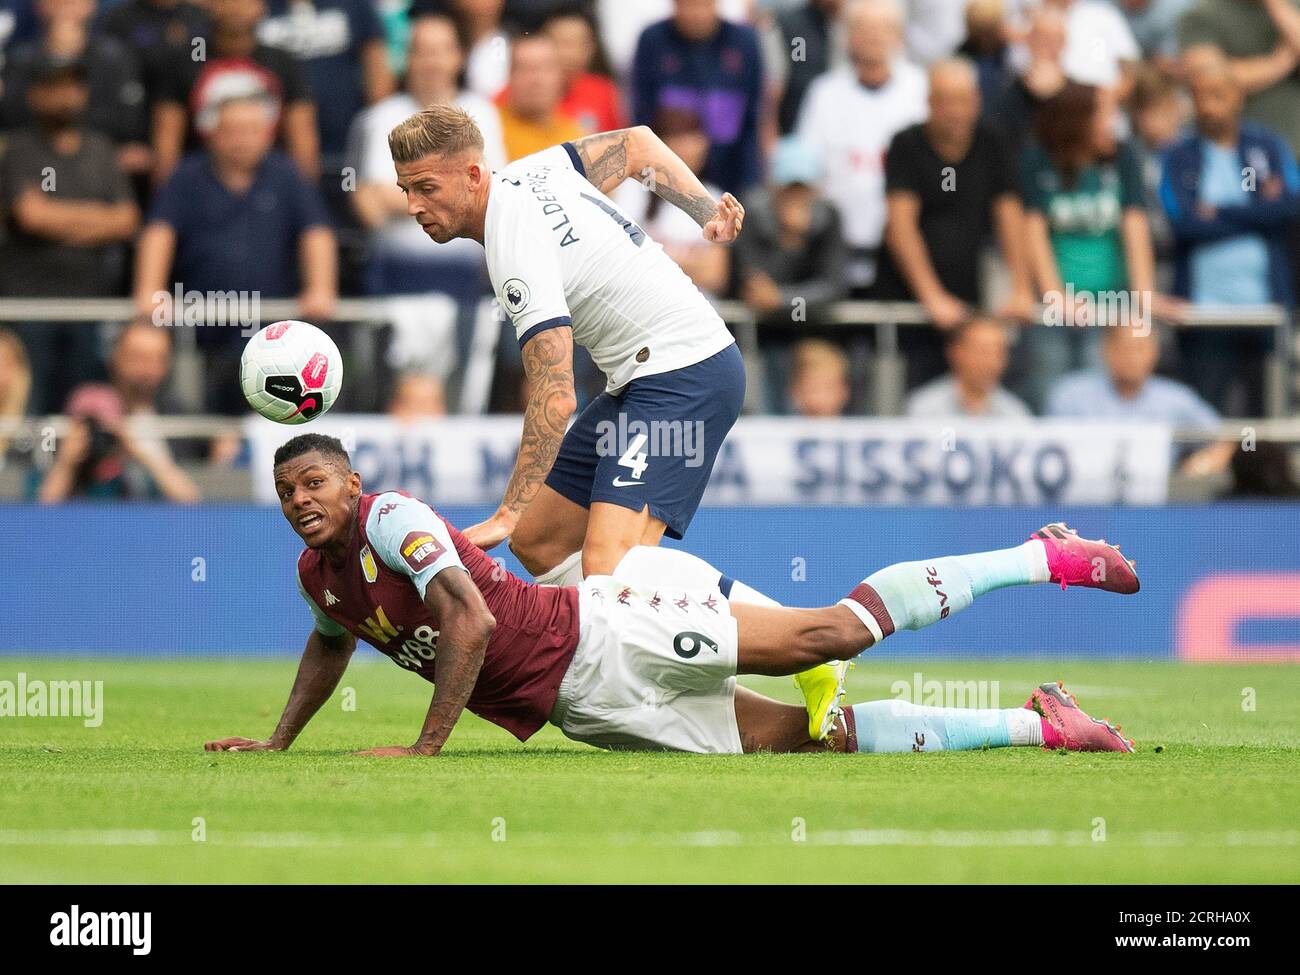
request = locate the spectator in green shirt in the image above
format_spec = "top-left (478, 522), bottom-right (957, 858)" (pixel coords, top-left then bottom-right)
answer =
top-left (1016, 81), bottom-right (1166, 410)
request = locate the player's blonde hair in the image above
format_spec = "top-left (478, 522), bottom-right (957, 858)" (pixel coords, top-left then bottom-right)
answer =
top-left (388, 104), bottom-right (486, 163)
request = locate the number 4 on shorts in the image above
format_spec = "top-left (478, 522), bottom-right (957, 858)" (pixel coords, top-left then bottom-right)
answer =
top-left (617, 432), bottom-right (648, 482)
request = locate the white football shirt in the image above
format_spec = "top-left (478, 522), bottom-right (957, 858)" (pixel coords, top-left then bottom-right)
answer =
top-left (483, 143), bottom-right (735, 393)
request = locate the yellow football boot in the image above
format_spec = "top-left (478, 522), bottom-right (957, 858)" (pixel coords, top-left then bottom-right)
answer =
top-left (794, 660), bottom-right (853, 741)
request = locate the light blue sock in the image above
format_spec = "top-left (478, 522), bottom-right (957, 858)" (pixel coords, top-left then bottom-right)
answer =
top-left (849, 700), bottom-right (1042, 752)
top-left (954, 542), bottom-right (1047, 597)
top-left (840, 542), bottom-right (1049, 637)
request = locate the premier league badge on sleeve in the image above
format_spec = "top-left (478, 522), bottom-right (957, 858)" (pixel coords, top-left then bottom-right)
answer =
top-left (502, 278), bottom-right (531, 315)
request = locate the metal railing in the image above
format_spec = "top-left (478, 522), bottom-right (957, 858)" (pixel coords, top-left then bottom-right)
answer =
top-left (3, 415), bottom-right (1300, 444)
top-left (711, 300), bottom-right (1295, 417)
top-left (0, 297), bottom-right (1293, 417)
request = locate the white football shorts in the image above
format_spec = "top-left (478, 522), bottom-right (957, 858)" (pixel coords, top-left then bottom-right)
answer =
top-left (548, 547), bottom-right (743, 753)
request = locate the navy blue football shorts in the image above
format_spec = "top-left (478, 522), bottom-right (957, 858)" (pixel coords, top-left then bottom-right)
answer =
top-left (545, 343), bottom-right (744, 539)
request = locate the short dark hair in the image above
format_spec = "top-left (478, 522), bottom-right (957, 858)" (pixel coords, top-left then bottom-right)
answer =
top-left (273, 433), bottom-right (351, 472)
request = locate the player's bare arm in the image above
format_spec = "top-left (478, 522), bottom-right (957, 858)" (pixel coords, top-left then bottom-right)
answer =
top-left (463, 327), bottom-right (577, 551)
top-left (570, 126), bottom-right (745, 242)
top-left (355, 566), bottom-right (496, 757)
top-left (204, 628), bottom-right (356, 752)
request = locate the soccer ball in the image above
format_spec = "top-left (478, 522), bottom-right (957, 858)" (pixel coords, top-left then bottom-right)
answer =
top-left (240, 321), bottom-right (342, 424)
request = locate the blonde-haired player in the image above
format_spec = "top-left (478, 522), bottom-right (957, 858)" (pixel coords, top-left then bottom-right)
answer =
top-left (386, 108), bottom-right (871, 740)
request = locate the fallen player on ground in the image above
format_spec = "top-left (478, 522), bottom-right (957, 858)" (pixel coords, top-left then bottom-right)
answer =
top-left (205, 434), bottom-right (1138, 757)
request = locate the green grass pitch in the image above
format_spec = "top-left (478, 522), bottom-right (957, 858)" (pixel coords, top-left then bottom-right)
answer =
top-left (1, 657), bottom-right (1297, 883)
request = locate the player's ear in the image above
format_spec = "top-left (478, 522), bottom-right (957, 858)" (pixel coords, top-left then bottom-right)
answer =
top-left (347, 470), bottom-right (362, 498)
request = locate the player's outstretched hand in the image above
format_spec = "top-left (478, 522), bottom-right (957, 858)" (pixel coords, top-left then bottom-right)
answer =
top-left (204, 737), bottom-right (280, 752)
top-left (352, 743), bottom-right (437, 757)
top-left (462, 514), bottom-right (512, 552)
top-left (703, 193), bottom-right (744, 243)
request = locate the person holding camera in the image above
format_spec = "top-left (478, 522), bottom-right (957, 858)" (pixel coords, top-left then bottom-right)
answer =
top-left (37, 323), bottom-right (200, 503)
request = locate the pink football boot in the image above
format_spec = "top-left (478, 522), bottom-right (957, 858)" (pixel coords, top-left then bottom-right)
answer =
top-left (1031, 522), bottom-right (1139, 594)
top-left (1025, 681), bottom-right (1135, 753)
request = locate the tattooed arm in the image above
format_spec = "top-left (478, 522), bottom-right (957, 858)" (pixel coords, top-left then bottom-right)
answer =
top-left (461, 327), bottom-right (578, 552)
top-left (569, 126), bottom-right (745, 242)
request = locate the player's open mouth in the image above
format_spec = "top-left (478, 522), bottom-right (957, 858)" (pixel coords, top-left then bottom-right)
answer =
top-left (297, 512), bottom-right (325, 533)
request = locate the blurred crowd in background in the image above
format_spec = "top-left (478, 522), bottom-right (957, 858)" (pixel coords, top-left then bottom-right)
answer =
top-left (1, 0), bottom-right (1300, 500)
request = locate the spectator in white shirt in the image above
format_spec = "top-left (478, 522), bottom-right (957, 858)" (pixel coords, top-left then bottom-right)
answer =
top-left (347, 12), bottom-right (507, 382)
top-left (349, 13), bottom-right (506, 264)
top-left (904, 0), bottom-right (968, 65)
top-left (795, 0), bottom-right (927, 292)
top-left (1021, 0), bottom-right (1141, 92)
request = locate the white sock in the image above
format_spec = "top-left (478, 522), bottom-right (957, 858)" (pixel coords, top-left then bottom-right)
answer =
top-left (1006, 706), bottom-right (1044, 746)
top-left (1024, 539), bottom-right (1051, 584)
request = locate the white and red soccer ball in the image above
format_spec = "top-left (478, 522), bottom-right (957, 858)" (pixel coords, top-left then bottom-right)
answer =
top-left (240, 321), bottom-right (343, 424)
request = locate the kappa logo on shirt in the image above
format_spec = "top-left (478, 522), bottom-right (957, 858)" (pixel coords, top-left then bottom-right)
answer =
top-left (501, 278), bottom-right (531, 314)
top-left (323, 589), bottom-right (339, 607)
